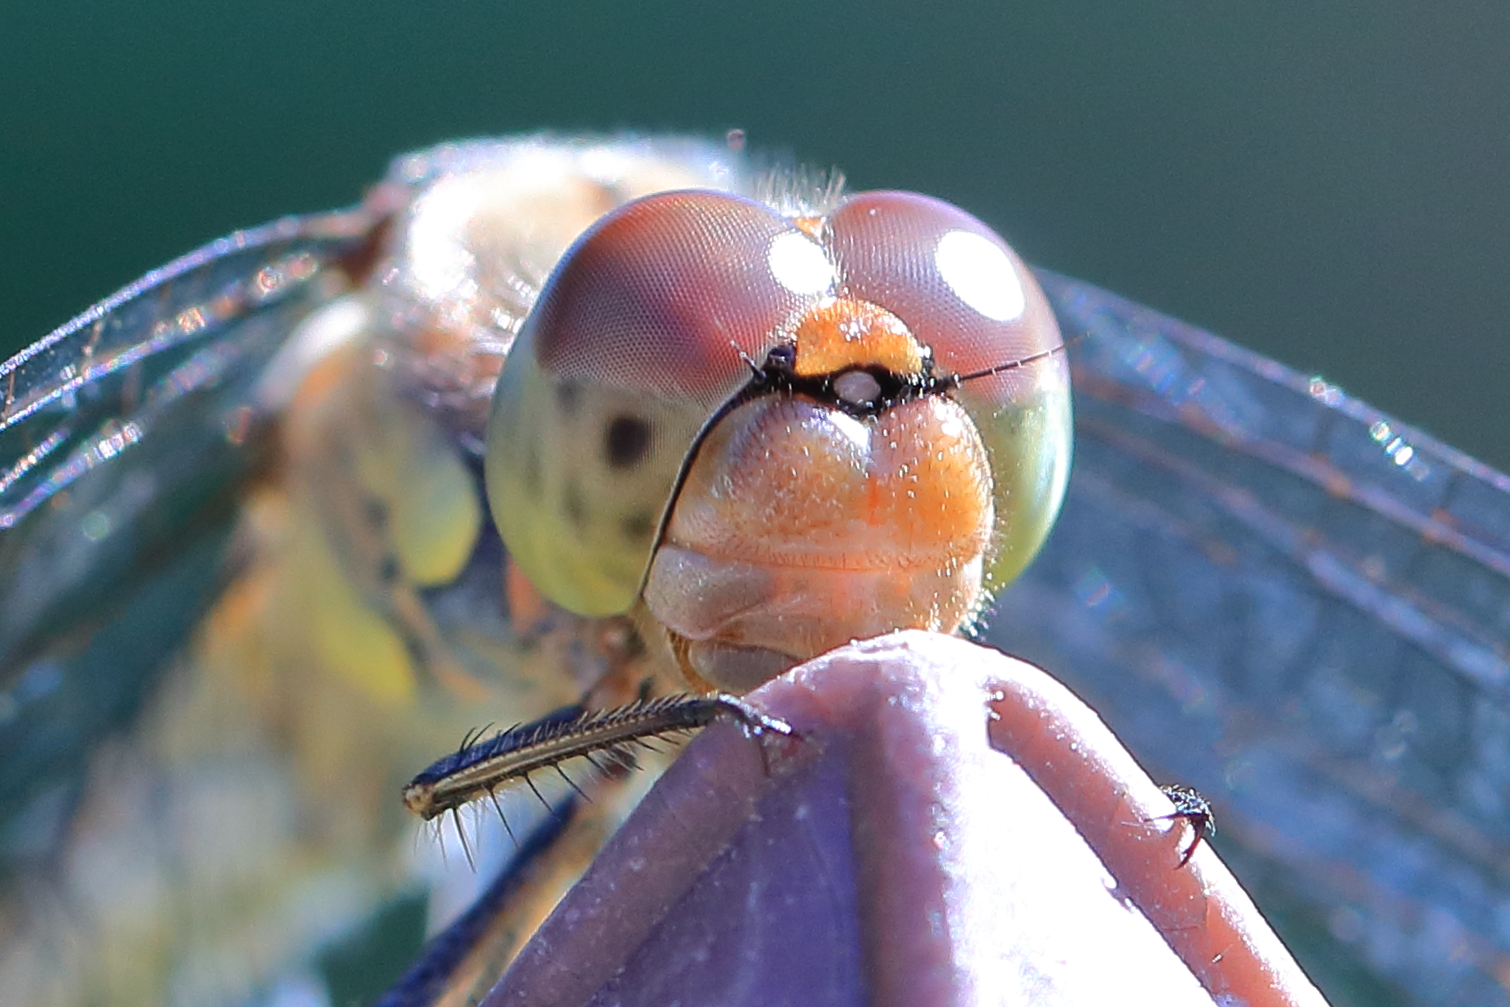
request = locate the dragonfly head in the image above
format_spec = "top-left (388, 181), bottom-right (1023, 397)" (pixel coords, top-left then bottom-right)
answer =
top-left (485, 188), bottom-right (1072, 692)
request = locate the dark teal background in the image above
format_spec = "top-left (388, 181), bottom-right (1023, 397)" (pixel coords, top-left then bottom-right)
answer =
top-left (4, 2), bottom-right (1509, 469)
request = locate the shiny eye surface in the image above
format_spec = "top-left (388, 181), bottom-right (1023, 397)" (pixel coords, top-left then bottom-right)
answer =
top-left (486, 191), bottom-right (836, 616)
top-left (487, 183), bottom-right (1070, 626)
top-left (528, 191), bottom-right (832, 409)
top-left (823, 191), bottom-right (1072, 592)
top-left (829, 191), bottom-right (1060, 382)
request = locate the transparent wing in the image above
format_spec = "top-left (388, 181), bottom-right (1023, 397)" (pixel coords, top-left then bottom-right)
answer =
top-left (0, 137), bottom-right (739, 1007)
top-left (0, 210), bottom-right (377, 888)
top-left (1, 214), bottom-right (383, 803)
top-left (989, 271), bottom-right (1510, 1007)
top-left (0, 200), bottom-right (594, 1007)
top-left (0, 213), bottom-right (379, 520)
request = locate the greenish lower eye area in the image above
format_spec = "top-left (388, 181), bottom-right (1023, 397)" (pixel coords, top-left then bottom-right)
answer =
top-left (972, 381), bottom-right (1074, 598)
top-left (485, 330), bottom-right (706, 617)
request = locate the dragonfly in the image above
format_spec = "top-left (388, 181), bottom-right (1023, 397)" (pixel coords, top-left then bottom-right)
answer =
top-left (1, 135), bottom-right (1506, 1007)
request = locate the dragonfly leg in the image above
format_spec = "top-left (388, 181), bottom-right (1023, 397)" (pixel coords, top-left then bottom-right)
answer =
top-left (1155, 783), bottom-right (1217, 868)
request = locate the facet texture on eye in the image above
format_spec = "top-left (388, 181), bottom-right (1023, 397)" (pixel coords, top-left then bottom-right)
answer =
top-left (766, 230), bottom-right (836, 295)
top-left (526, 190), bottom-right (813, 407)
top-left (935, 229), bottom-right (1025, 323)
top-left (486, 188), bottom-right (829, 617)
top-left (484, 172), bottom-right (1070, 690)
top-left (826, 190), bottom-right (1058, 380)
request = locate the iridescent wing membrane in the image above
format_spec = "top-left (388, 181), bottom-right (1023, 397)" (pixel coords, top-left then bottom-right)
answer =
top-left (0, 211), bottom-right (377, 841)
top-left (992, 272), bottom-right (1510, 1007)
top-left (0, 211), bottom-right (394, 1005)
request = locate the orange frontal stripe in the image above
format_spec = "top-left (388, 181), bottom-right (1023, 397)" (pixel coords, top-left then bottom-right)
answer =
top-left (792, 299), bottom-right (925, 377)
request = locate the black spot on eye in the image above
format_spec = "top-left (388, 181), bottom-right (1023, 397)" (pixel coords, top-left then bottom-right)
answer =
top-left (378, 554), bottom-right (401, 585)
top-left (620, 509), bottom-right (655, 542)
top-left (555, 382), bottom-right (581, 415)
top-left (563, 478), bottom-right (587, 529)
top-left (605, 415), bottom-right (652, 469)
top-left (363, 495), bottom-right (390, 530)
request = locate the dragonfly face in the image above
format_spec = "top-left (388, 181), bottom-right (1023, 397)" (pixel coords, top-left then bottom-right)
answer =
top-left (1, 136), bottom-right (1507, 1007)
top-left (487, 184), bottom-right (1069, 692)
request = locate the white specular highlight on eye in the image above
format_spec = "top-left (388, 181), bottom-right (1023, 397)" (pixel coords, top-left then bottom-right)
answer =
top-left (935, 230), bottom-right (1025, 322)
top-left (767, 231), bottom-right (836, 295)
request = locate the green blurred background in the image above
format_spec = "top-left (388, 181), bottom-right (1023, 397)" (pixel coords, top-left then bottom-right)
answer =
top-left (3, 1), bottom-right (1508, 469)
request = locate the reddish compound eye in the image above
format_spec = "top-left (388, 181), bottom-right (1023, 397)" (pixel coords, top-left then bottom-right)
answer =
top-left (828, 191), bottom-right (1060, 381)
top-left (487, 182), bottom-right (1070, 661)
top-left (824, 190), bottom-right (1072, 599)
top-left (528, 190), bottom-right (832, 409)
top-left (487, 190), bottom-right (838, 616)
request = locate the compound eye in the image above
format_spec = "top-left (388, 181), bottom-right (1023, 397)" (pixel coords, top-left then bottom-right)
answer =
top-left (827, 191), bottom-right (1059, 382)
top-left (528, 190), bottom-right (834, 411)
top-left (486, 190), bottom-right (837, 617)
